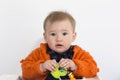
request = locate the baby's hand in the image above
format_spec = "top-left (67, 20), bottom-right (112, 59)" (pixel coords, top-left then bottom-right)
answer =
top-left (40, 59), bottom-right (57, 72)
top-left (59, 58), bottom-right (77, 71)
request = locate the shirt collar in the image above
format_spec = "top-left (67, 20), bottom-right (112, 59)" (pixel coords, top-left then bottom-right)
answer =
top-left (47, 45), bottom-right (74, 62)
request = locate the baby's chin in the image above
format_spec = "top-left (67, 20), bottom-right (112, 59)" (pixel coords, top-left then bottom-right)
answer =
top-left (54, 49), bottom-right (67, 54)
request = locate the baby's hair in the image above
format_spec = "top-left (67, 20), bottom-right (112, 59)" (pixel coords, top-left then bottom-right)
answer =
top-left (43, 11), bottom-right (76, 32)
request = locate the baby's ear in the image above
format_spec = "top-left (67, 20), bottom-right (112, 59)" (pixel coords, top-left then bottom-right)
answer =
top-left (72, 32), bottom-right (76, 42)
top-left (43, 32), bottom-right (46, 41)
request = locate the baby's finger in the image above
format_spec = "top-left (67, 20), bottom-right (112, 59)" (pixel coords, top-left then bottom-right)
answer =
top-left (59, 58), bottom-right (65, 64)
top-left (59, 59), bottom-right (70, 67)
top-left (63, 64), bottom-right (70, 70)
top-left (51, 59), bottom-right (57, 67)
top-left (47, 63), bottom-right (56, 71)
top-left (50, 65), bottom-right (56, 71)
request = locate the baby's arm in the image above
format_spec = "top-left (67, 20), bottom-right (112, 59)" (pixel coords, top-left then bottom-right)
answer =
top-left (21, 48), bottom-right (48, 79)
top-left (72, 52), bottom-right (99, 78)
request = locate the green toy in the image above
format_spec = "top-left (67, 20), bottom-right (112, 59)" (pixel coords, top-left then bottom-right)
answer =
top-left (51, 63), bottom-right (67, 79)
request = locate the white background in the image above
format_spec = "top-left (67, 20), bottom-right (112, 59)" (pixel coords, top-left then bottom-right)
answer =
top-left (0, 0), bottom-right (120, 80)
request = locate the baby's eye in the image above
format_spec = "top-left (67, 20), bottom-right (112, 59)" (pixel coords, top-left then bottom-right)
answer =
top-left (63, 32), bottom-right (67, 36)
top-left (51, 33), bottom-right (56, 36)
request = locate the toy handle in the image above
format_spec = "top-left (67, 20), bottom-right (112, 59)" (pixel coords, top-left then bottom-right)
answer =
top-left (68, 72), bottom-right (76, 80)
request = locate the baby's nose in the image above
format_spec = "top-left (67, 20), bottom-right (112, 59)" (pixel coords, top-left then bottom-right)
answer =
top-left (56, 35), bottom-right (62, 41)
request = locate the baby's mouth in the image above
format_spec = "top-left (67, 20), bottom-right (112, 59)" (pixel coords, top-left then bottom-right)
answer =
top-left (56, 44), bottom-right (63, 47)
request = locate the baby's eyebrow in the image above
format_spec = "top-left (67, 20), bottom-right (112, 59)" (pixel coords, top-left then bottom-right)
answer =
top-left (47, 30), bottom-right (55, 33)
top-left (49, 31), bottom-right (55, 33)
top-left (61, 29), bottom-right (69, 32)
top-left (47, 29), bottom-right (69, 33)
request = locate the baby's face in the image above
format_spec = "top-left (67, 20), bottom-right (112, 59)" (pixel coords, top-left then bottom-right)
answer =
top-left (44, 20), bottom-right (76, 53)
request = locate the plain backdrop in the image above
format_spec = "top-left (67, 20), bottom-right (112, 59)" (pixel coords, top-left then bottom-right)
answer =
top-left (0, 0), bottom-right (120, 80)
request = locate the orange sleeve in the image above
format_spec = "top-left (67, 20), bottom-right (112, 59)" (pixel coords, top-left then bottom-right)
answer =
top-left (20, 48), bottom-right (49, 79)
top-left (72, 46), bottom-right (99, 78)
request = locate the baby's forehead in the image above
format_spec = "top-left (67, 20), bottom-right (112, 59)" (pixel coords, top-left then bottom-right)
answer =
top-left (48, 19), bottom-right (70, 24)
top-left (44, 19), bottom-right (75, 32)
top-left (47, 20), bottom-right (72, 26)
top-left (46, 19), bottom-right (72, 27)
top-left (45, 22), bottom-right (74, 33)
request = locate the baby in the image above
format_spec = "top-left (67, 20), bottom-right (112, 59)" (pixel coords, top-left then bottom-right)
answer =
top-left (20, 11), bottom-right (99, 80)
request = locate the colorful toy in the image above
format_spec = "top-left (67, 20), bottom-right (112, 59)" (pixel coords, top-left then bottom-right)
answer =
top-left (51, 63), bottom-right (67, 79)
top-left (68, 72), bottom-right (76, 80)
top-left (51, 63), bottom-right (76, 80)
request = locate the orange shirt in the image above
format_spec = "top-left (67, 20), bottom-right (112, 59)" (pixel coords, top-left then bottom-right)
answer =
top-left (21, 43), bottom-right (99, 80)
